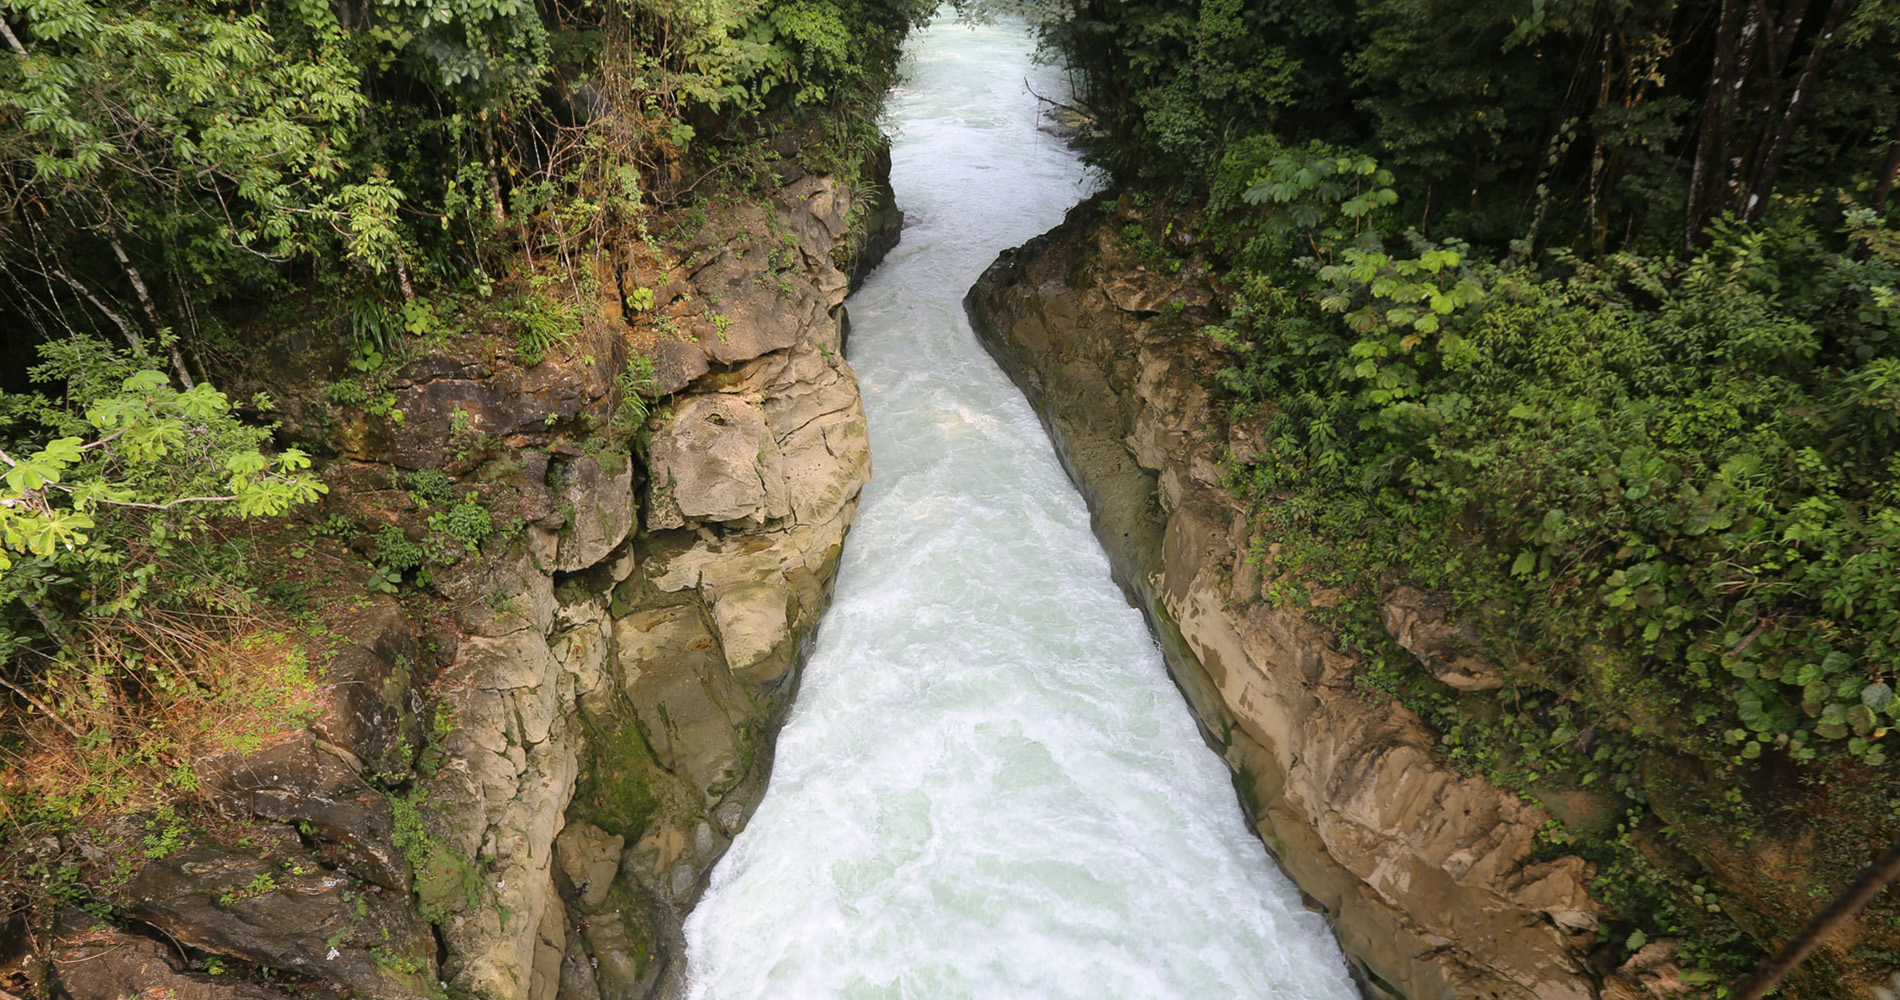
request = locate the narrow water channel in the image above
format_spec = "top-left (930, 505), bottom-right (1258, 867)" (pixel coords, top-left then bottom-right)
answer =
top-left (682, 18), bottom-right (1360, 999)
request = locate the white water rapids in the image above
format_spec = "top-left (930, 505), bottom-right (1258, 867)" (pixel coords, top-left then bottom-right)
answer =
top-left (681, 18), bottom-right (1360, 1000)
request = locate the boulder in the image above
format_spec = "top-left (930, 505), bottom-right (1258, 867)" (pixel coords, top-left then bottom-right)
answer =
top-left (1379, 584), bottom-right (1503, 692)
top-left (117, 845), bottom-right (434, 1000)
top-left (308, 596), bottom-right (426, 781)
top-left (707, 583), bottom-right (793, 682)
top-left (49, 915), bottom-right (289, 1000)
top-left (645, 395), bottom-right (789, 530)
top-left (556, 822), bottom-right (625, 911)
top-left (549, 452), bottom-right (637, 572)
top-left (612, 606), bottom-right (743, 792)
top-left (216, 735), bottom-right (406, 891)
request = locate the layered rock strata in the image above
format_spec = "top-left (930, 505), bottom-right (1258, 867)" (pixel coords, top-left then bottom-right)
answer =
top-left (964, 200), bottom-right (1607, 1000)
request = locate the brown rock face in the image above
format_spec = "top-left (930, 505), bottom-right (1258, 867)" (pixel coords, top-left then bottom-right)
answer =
top-left (1378, 586), bottom-right (1502, 692)
top-left (49, 916), bottom-right (288, 1000)
top-left (965, 199), bottom-right (1603, 1000)
top-left (118, 844), bottom-right (436, 1000)
top-left (418, 170), bottom-right (875, 1000)
top-left (216, 734), bottom-right (408, 891)
top-left (37, 149), bottom-right (893, 1000)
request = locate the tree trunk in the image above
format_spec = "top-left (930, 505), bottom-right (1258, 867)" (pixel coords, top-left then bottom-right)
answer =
top-left (1743, 0), bottom-right (1858, 221)
top-left (107, 235), bottom-right (195, 388)
top-left (52, 268), bottom-right (144, 355)
top-left (1874, 119), bottom-right (1900, 214)
top-left (1687, 0), bottom-right (1746, 248)
top-left (0, 15), bottom-right (27, 56)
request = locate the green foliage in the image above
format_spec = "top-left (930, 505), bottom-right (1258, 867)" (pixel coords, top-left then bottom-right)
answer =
top-left (404, 468), bottom-right (457, 506)
top-left (427, 499), bottom-right (493, 552)
top-left (1, 342), bottom-right (325, 686)
top-left (1175, 155), bottom-right (1900, 983)
top-left (1, 0), bottom-right (931, 383)
top-left (1038, 0), bottom-right (1900, 251)
top-left (613, 354), bottom-right (659, 437)
top-left (367, 492), bottom-right (495, 591)
top-left (218, 871), bottom-right (278, 907)
top-left (1219, 192), bottom-right (1900, 763)
top-left (388, 786), bottom-right (483, 924)
top-left (372, 524), bottom-right (428, 576)
top-left (507, 294), bottom-right (579, 368)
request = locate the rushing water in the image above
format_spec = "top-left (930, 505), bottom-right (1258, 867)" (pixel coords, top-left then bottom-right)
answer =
top-left (681, 18), bottom-right (1360, 1000)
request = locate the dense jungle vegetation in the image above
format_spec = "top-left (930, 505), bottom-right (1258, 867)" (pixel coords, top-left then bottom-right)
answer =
top-left (1022, 0), bottom-right (1900, 991)
top-left (0, 0), bottom-right (925, 898)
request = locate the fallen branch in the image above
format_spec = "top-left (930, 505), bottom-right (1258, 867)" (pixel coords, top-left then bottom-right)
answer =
top-left (1731, 837), bottom-right (1900, 1000)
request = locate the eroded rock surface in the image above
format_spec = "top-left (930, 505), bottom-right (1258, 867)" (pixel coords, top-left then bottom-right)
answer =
top-left (413, 170), bottom-right (876, 1000)
top-left (965, 199), bottom-right (1606, 1000)
top-left (118, 844), bottom-right (435, 1000)
top-left (14, 154), bottom-right (891, 1000)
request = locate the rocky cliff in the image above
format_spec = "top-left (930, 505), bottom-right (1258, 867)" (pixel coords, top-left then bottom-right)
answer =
top-left (964, 200), bottom-right (1625, 1000)
top-left (16, 146), bottom-right (897, 1000)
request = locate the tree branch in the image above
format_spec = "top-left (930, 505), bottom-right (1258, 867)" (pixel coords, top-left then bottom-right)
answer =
top-left (50, 268), bottom-right (146, 357)
top-left (0, 16), bottom-right (27, 57)
top-left (1732, 838), bottom-right (1900, 1000)
top-left (0, 677), bottom-right (84, 740)
top-left (107, 235), bottom-right (195, 388)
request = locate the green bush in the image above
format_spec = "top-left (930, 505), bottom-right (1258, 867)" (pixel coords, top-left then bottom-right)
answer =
top-left (404, 468), bottom-right (457, 506)
top-left (428, 499), bottom-right (493, 553)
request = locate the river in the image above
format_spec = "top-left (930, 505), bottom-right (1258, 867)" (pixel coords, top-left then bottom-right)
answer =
top-left (681, 17), bottom-right (1361, 999)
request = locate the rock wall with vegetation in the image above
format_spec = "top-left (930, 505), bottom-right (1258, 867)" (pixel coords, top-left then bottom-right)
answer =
top-left (967, 202), bottom-right (1606, 1000)
top-left (0, 0), bottom-right (922, 994)
top-left (968, 193), bottom-right (1900, 1000)
top-left (972, 0), bottom-right (1900, 994)
top-left (3, 151), bottom-right (891, 1000)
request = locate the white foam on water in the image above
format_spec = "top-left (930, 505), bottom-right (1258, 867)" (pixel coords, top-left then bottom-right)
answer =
top-left (681, 16), bottom-right (1361, 1000)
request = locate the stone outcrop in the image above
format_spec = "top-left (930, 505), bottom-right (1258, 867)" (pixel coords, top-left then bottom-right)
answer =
top-left (965, 200), bottom-right (1607, 1000)
top-left (119, 843), bottom-right (436, 1000)
top-left (22, 147), bottom-right (893, 1000)
top-left (412, 168), bottom-right (878, 1000)
top-left (1377, 586), bottom-right (1503, 693)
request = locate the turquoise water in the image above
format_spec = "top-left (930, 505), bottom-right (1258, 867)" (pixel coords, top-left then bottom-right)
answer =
top-left (681, 18), bottom-right (1360, 1000)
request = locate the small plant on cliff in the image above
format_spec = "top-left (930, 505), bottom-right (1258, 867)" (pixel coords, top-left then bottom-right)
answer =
top-left (389, 787), bottom-right (485, 924)
top-left (0, 341), bottom-right (327, 828)
top-left (218, 872), bottom-right (278, 907)
top-left (427, 499), bottom-right (493, 553)
top-left (404, 468), bottom-right (456, 506)
top-left (509, 293), bottom-right (580, 367)
top-left (613, 355), bottom-right (660, 437)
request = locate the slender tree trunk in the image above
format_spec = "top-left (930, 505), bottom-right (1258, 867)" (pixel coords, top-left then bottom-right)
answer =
top-left (1872, 118), bottom-right (1900, 214)
top-left (1688, 0), bottom-right (1746, 248)
top-left (52, 267), bottom-right (144, 355)
top-left (106, 235), bottom-right (195, 388)
top-left (1743, 0), bottom-right (1858, 221)
top-left (1589, 31), bottom-right (1615, 256)
top-left (0, 15), bottom-right (26, 56)
top-left (483, 126), bottom-right (509, 224)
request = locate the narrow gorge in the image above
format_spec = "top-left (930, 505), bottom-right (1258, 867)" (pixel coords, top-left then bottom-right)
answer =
top-left (683, 20), bottom-right (1358, 999)
top-left (5, 3), bottom-right (1898, 1000)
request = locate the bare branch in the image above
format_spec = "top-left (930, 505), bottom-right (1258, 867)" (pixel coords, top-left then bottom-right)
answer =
top-left (0, 16), bottom-right (27, 58)
top-left (50, 267), bottom-right (147, 357)
top-left (0, 677), bottom-right (85, 740)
